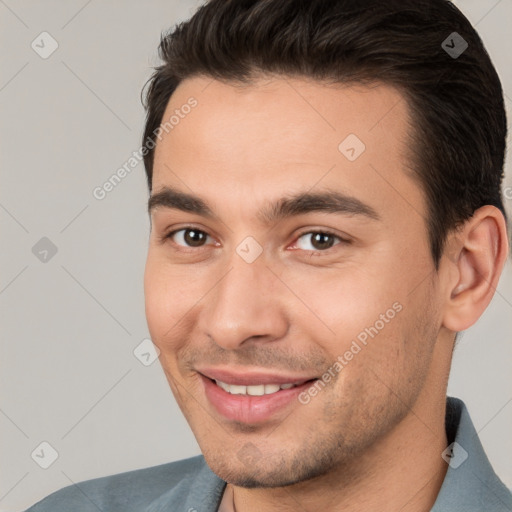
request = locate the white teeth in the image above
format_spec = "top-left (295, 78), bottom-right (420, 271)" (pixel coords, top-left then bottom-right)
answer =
top-left (247, 385), bottom-right (265, 396)
top-left (216, 380), bottom-right (230, 393)
top-left (229, 384), bottom-right (247, 395)
top-left (214, 380), bottom-right (304, 395)
top-left (264, 384), bottom-right (281, 394)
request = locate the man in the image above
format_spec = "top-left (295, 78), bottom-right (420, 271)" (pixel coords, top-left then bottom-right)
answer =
top-left (26, 0), bottom-right (511, 510)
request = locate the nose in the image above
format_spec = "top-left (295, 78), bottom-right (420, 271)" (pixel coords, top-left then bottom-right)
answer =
top-left (197, 255), bottom-right (289, 351)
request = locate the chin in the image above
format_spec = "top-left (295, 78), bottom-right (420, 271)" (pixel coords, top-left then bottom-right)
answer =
top-left (203, 448), bottom-right (339, 489)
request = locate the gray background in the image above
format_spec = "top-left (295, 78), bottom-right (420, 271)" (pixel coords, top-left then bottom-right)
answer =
top-left (0, 1), bottom-right (511, 510)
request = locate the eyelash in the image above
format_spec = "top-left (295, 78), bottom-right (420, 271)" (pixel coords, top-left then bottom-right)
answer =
top-left (160, 226), bottom-right (350, 256)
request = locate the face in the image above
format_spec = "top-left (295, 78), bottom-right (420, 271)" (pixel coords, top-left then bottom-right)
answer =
top-left (144, 75), bottom-right (445, 487)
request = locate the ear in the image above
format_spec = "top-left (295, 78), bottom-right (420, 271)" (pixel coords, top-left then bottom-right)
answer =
top-left (442, 205), bottom-right (509, 332)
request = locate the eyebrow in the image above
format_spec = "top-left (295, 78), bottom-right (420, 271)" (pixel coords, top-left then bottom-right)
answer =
top-left (148, 185), bottom-right (381, 224)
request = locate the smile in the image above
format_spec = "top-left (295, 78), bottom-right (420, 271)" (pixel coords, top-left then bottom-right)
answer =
top-left (200, 373), bottom-right (319, 423)
top-left (213, 380), bottom-right (307, 396)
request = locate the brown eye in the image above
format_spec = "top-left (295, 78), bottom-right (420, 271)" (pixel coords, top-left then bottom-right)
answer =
top-left (166, 228), bottom-right (212, 248)
top-left (295, 231), bottom-right (346, 252)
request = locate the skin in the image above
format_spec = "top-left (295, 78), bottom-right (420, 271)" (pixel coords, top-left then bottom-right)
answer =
top-left (144, 75), bottom-right (509, 512)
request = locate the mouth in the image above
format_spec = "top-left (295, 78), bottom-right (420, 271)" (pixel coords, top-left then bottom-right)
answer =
top-left (212, 378), bottom-right (312, 396)
top-left (198, 371), bottom-right (319, 424)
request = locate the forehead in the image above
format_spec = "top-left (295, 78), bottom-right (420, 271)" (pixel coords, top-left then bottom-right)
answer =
top-left (155, 75), bottom-right (410, 160)
top-left (152, 75), bottom-right (425, 226)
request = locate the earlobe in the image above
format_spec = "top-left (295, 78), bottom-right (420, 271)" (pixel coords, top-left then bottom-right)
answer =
top-left (442, 206), bottom-right (508, 332)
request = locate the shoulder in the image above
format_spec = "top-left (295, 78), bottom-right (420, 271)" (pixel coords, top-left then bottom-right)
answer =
top-left (24, 455), bottom-right (215, 511)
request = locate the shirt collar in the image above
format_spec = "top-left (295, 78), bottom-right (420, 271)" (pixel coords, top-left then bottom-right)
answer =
top-left (431, 396), bottom-right (512, 511)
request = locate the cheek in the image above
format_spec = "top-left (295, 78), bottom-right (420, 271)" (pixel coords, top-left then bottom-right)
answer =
top-left (144, 253), bottom-right (211, 355)
top-left (284, 264), bottom-right (414, 394)
top-left (144, 255), bottom-right (183, 344)
top-left (144, 272), bottom-right (170, 341)
top-left (285, 265), bottom-right (397, 343)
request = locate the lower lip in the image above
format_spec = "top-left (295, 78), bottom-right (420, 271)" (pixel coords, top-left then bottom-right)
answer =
top-left (200, 374), bottom-right (317, 424)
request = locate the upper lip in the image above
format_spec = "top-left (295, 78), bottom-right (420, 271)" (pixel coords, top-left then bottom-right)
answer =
top-left (197, 367), bottom-right (318, 386)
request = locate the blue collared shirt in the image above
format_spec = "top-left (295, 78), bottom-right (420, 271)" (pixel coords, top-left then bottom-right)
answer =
top-left (25, 397), bottom-right (512, 511)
